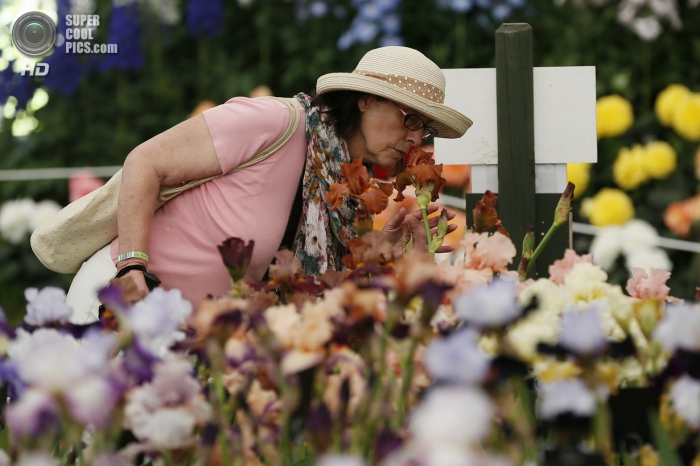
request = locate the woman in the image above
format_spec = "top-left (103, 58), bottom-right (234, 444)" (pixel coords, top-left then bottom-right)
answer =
top-left (66, 46), bottom-right (473, 324)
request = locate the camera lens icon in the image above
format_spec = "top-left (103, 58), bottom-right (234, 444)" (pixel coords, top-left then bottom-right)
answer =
top-left (11, 12), bottom-right (56, 57)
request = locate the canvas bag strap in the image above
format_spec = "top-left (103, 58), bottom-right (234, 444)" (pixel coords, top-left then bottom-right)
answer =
top-left (156, 96), bottom-right (301, 207)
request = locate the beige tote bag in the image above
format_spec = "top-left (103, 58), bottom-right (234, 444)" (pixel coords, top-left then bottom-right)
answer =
top-left (31, 97), bottom-right (301, 274)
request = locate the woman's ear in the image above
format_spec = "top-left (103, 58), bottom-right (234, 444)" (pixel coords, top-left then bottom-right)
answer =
top-left (357, 94), bottom-right (374, 113)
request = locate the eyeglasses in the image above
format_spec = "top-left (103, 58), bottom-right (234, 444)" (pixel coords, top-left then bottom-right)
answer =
top-left (390, 101), bottom-right (438, 140)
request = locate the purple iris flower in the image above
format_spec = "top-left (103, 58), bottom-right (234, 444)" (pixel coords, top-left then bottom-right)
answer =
top-left (99, 2), bottom-right (143, 73)
top-left (3, 388), bottom-right (60, 438)
top-left (186, 0), bottom-right (224, 37)
top-left (424, 328), bottom-right (492, 384)
top-left (453, 278), bottom-right (522, 329)
top-left (0, 358), bottom-right (26, 399)
top-left (41, 0), bottom-right (83, 95)
top-left (24, 287), bottom-right (74, 326)
top-left (122, 340), bottom-right (161, 384)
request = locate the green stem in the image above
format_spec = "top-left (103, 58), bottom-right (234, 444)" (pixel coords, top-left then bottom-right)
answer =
top-left (277, 366), bottom-right (292, 460)
top-left (359, 321), bottom-right (393, 457)
top-left (420, 206), bottom-right (431, 251)
top-left (396, 338), bottom-right (420, 427)
top-left (525, 222), bottom-right (560, 275)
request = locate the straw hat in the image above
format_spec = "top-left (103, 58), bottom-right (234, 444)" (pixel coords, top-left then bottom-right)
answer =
top-left (316, 46), bottom-right (473, 139)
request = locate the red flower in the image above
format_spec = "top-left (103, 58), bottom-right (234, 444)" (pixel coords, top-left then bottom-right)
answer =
top-left (394, 148), bottom-right (447, 202)
top-left (472, 190), bottom-right (509, 236)
top-left (325, 158), bottom-right (394, 215)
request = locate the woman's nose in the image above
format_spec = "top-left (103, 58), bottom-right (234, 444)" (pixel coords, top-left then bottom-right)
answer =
top-left (406, 128), bottom-right (422, 146)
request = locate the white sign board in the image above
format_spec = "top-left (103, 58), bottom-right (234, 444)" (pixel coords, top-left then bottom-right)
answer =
top-left (434, 66), bottom-right (597, 165)
top-left (471, 164), bottom-right (569, 194)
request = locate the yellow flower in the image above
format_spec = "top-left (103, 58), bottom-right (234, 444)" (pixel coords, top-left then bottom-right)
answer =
top-left (672, 93), bottom-right (700, 141)
top-left (639, 444), bottom-right (659, 466)
top-left (613, 144), bottom-right (649, 190)
top-left (655, 84), bottom-right (690, 126)
top-left (644, 141), bottom-right (676, 179)
top-left (596, 363), bottom-right (620, 395)
top-left (567, 163), bottom-right (591, 199)
top-left (538, 361), bottom-right (581, 383)
top-left (584, 188), bottom-right (635, 226)
top-left (596, 95), bottom-right (634, 138)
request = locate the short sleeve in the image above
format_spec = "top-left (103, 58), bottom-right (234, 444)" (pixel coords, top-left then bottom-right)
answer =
top-left (202, 97), bottom-right (291, 174)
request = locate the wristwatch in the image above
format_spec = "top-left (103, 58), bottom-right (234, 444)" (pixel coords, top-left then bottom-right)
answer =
top-left (114, 264), bottom-right (162, 290)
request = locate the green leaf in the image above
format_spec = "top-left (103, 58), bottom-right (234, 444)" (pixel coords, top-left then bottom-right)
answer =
top-left (648, 409), bottom-right (683, 466)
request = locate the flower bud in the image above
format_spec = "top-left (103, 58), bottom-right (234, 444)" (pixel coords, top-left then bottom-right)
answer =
top-left (554, 182), bottom-right (575, 227)
top-left (437, 209), bottom-right (449, 237)
top-left (517, 225), bottom-right (535, 281)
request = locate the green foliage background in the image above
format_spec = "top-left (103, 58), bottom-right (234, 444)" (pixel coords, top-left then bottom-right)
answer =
top-left (1, 0), bottom-right (699, 321)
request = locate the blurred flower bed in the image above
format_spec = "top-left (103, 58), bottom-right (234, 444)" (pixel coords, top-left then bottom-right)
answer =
top-left (0, 181), bottom-right (698, 465)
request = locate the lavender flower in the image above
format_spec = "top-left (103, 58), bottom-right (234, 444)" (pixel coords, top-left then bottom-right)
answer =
top-left (453, 278), bottom-right (522, 328)
top-left (669, 375), bottom-right (700, 428)
top-left (64, 374), bottom-right (122, 428)
top-left (334, 0), bottom-right (403, 50)
top-left (3, 388), bottom-right (59, 438)
top-left (538, 379), bottom-right (596, 420)
top-left (127, 288), bottom-right (192, 356)
top-left (186, 0), bottom-right (224, 37)
top-left (78, 329), bottom-right (117, 371)
top-left (436, 0), bottom-right (525, 25)
top-left (449, 0), bottom-right (473, 12)
top-left (99, 2), bottom-right (143, 73)
top-left (123, 359), bottom-right (212, 449)
top-left (491, 3), bottom-right (511, 20)
top-left (24, 287), bottom-right (74, 326)
top-left (308, 1), bottom-right (329, 16)
top-left (424, 328), bottom-right (492, 384)
top-left (653, 303), bottom-right (700, 353)
top-left (8, 329), bottom-right (89, 391)
top-left (558, 306), bottom-right (607, 355)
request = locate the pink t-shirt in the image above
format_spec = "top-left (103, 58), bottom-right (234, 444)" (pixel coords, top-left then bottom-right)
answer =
top-left (111, 96), bottom-right (307, 306)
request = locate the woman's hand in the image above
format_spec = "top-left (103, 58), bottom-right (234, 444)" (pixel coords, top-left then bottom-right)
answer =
top-left (382, 204), bottom-right (458, 256)
top-left (115, 259), bottom-right (151, 297)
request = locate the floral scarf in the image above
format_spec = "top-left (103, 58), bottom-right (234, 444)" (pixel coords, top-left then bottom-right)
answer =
top-left (292, 92), bottom-right (359, 275)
